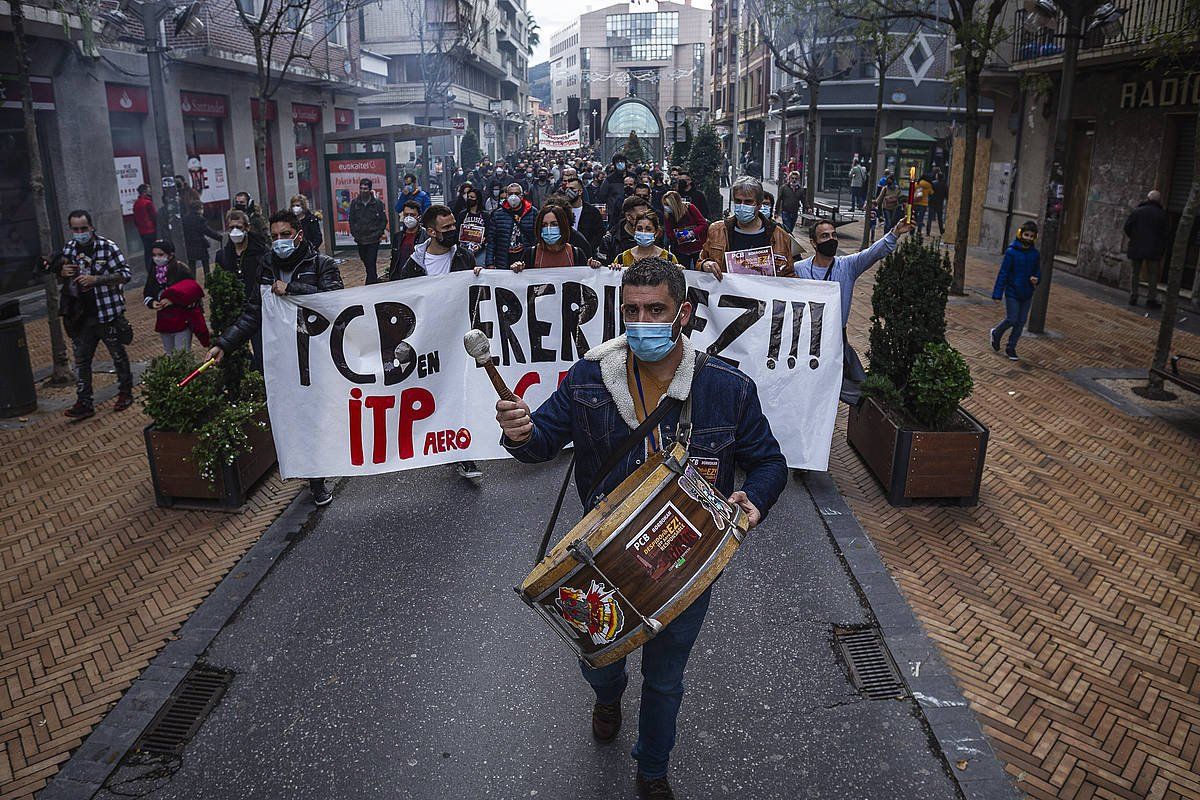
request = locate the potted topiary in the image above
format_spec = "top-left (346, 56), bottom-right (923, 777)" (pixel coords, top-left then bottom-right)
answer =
top-left (846, 234), bottom-right (988, 506)
top-left (141, 267), bottom-right (276, 509)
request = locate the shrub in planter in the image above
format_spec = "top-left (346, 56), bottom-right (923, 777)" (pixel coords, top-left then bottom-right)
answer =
top-left (848, 235), bottom-right (988, 506)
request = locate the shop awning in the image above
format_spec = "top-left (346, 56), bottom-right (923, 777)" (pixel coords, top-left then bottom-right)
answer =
top-left (882, 126), bottom-right (938, 143)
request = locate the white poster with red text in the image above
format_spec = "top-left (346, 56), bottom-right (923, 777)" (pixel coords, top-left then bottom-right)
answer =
top-left (259, 268), bottom-right (843, 477)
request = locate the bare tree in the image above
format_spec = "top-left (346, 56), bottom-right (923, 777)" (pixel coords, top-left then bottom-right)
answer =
top-left (10, 0), bottom-right (72, 383)
top-left (868, 0), bottom-right (1008, 294)
top-left (401, 0), bottom-right (488, 189)
top-left (761, 0), bottom-right (860, 208)
top-left (235, 0), bottom-right (368, 213)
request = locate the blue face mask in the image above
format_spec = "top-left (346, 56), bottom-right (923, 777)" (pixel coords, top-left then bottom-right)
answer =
top-left (616, 161), bottom-right (626, 171)
top-left (732, 203), bottom-right (757, 224)
top-left (272, 235), bottom-right (297, 259)
top-left (542, 226), bottom-right (561, 245)
top-left (626, 306), bottom-right (682, 363)
top-left (634, 231), bottom-right (656, 247)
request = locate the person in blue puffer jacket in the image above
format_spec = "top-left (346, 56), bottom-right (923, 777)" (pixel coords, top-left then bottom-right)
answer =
top-left (990, 220), bottom-right (1042, 361)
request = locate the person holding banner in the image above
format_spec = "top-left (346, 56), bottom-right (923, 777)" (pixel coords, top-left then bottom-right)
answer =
top-left (510, 205), bottom-right (590, 272)
top-left (208, 209), bottom-right (343, 507)
top-left (495, 257), bottom-right (788, 800)
top-left (696, 177), bottom-right (798, 279)
top-left (794, 216), bottom-right (914, 404)
top-left (614, 211), bottom-right (679, 269)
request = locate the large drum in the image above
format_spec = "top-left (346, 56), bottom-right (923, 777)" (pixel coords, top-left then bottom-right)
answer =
top-left (518, 443), bottom-right (750, 668)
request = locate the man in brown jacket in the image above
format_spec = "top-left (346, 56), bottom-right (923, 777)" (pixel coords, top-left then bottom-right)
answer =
top-left (697, 176), bottom-right (804, 278)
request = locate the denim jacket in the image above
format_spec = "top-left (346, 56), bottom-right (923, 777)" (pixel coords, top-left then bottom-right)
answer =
top-left (503, 335), bottom-right (789, 521)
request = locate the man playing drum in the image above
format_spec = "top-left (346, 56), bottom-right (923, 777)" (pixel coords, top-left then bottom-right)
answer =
top-left (495, 257), bottom-right (788, 799)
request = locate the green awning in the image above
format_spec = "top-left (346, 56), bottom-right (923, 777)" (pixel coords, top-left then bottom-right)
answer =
top-left (882, 126), bottom-right (938, 143)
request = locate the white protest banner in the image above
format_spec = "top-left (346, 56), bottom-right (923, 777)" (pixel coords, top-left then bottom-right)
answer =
top-left (259, 268), bottom-right (843, 478)
top-left (539, 129), bottom-right (581, 151)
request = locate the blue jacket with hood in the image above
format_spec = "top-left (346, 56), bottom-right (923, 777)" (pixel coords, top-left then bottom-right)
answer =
top-left (992, 239), bottom-right (1041, 302)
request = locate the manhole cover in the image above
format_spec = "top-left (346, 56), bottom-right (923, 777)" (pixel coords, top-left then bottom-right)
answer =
top-left (135, 665), bottom-right (233, 756)
top-left (834, 626), bottom-right (906, 700)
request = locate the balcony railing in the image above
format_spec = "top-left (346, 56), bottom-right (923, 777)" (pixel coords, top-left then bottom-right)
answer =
top-left (1013, 0), bottom-right (1197, 63)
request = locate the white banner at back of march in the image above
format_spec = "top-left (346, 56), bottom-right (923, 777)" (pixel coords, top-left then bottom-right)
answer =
top-left (539, 129), bottom-right (581, 151)
top-left (259, 268), bottom-right (843, 478)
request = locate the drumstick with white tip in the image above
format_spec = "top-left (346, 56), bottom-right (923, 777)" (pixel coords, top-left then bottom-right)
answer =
top-left (463, 329), bottom-right (518, 402)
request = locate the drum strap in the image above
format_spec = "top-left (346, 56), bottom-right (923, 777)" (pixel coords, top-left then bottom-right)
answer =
top-left (534, 352), bottom-right (709, 565)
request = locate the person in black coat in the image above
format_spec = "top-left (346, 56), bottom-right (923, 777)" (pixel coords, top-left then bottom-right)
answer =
top-left (557, 175), bottom-right (605, 254)
top-left (1123, 190), bottom-right (1171, 307)
top-left (289, 194), bottom-right (324, 253)
top-left (181, 201), bottom-right (223, 282)
top-left (599, 153), bottom-right (632, 230)
top-left (214, 209), bottom-right (269, 368)
top-left (208, 208), bottom-right (343, 507)
top-left (391, 204), bottom-right (478, 279)
top-left (675, 171), bottom-right (711, 221)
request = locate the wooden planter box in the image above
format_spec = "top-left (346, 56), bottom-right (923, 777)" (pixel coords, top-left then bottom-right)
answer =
top-left (144, 414), bottom-right (277, 511)
top-left (846, 396), bottom-right (988, 507)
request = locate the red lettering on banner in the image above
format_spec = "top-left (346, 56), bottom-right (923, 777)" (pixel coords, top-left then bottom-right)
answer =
top-left (423, 428), bottom-right (473, 455)
top-left (398, 388), bottom-right (435, 460)
top-left (365, 395), bottom-right (396, 464)
top-left (514, 372), bottom-right (540, 398)
top-left (348, 388), bottom-right (364, 466)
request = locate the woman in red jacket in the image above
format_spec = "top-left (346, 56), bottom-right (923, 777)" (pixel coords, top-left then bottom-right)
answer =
top-left (142, 239), bottom-right (210, 353)
top-left (661, 190), bottom-right (709, 269)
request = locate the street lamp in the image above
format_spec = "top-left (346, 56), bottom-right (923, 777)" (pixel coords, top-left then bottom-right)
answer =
top-left (769, 87), bottom-right (797, 185)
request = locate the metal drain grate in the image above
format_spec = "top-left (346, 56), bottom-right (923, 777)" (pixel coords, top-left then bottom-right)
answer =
top-left (834, 626), bottom-right (906, 700)
top-left (135, 665), bottom-right (233, 755)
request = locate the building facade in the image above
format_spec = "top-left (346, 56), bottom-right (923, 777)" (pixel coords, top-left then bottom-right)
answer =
top-left (357, 0), bottom-right (531, 166)
top-left (548, 1), bottom-right (710, 159)
top-left (978, 0), bottom-right (1198, 300)
top-left (0, 0), bottom-right (373, 296)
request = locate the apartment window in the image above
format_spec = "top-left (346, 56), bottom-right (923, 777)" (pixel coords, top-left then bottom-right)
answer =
top-left (606, 11), bottom-right (678, 44)
top-left (235, 0), bottom-right (254, 14)
top-left (692, 43), bottom-right (705, 107)
top-left (325, 0), bottom-right (346, 45)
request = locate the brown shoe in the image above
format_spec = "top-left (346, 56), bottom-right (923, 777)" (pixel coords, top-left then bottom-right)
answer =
top-left (63, 401), bottom-right (94, 420)
top-left (113, 392), bottom-right (134, 411)
top-left (592, 699), bottom-right (621, 742)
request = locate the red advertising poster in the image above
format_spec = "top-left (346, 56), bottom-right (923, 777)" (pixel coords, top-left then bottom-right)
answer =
top-left (327, 156), bottom-right (391, 248)
top-left (334, 108), bottom-right (354, 130)
top-left (292, 103), bottom-right (322, 124)
top-left (106, 84), bottom-right (149, 114)
top-left (179, 91), bottom-right (227, 118)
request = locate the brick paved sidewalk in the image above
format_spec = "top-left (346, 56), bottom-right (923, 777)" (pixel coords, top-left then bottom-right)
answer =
top-left (0, 258), bottom-right (364, 800)
top-left (829, 234), bottom-right (1200, 799)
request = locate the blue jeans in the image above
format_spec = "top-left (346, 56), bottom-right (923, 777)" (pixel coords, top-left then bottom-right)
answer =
top-left (580, 586), bottom-right (713, 779)
top-left (850, 186), bottom-right (865, 211)
top-left (781, 210), bottom-right (797, 236)
top-left (995, 295), bottom-right (1033, 353)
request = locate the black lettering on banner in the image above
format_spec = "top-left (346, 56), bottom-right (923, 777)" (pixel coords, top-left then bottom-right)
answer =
top-left (494, 287), bottom-right (526, 366)
top-left (684, 287), bottom-right (709, 336)
top-left (331, 305), bottom-right (375, 384)
top-left (603, 284), bottom-right (620, 341)
top-left (766, 299), bottom-right (784, 369)
top-left (296, 306), bottom-right (330, 387)
top-left (705, 295), bottom-right (765, 368)
top-left (527, 283), bottom-right (557, 363)
top-left (807, 301), bottom-right (824, 368)
top-left (375, 301), bottom-right (418, 385)
top-left (788, 301), bottom-right (805, 369)
top-left (469, 286), bottom-right (493, 339)
top-left (560, 281), bottom-right (598, 360)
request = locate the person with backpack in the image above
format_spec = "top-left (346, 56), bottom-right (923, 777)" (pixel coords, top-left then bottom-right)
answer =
top-left (848, 159), bottom-right (868, 212)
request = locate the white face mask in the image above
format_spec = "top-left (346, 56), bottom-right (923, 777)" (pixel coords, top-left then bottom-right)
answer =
top-left (228, 228), bottom-right (246, 243)
top-left (152, 255), bottom-right (169, 266)
top-left (507, 194), bottom-right (522, 207)
top-left (402, 215), bottom-right (418, 230)
top-left (291, 205), bottom-right (303, 215)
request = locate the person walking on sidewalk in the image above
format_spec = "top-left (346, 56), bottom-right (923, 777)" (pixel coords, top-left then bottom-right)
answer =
top-left (777, 171), bottom-right (804, 235)
top-left (142, 239), bottom-right (210, 354)
top-left (926, 169), bottom-right (946, 237)
top-left (848, 159), bottom-right (867, 211)
top-left (290, 194), bottom-right (324, 254)
top-left (349, 178), bottom-right (388, 284)
top-left (132, 184), bottom-right (157, 264)
top-left (208, 209), bottom-right (343, 506)
top-left (1123, 189), bottom-right (1169, 308)
top-left (181, 200), bottom-right (223, 283)
top-left (990, 221), bottom-right (1041, 362)
top-left (794, 216), bottom-right (915, 404)
top-left (58, 210), bottom-right (135, 420)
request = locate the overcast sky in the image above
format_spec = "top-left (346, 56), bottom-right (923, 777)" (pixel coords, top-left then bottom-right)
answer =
top-left (525, 0), bottom-right (712, 66)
